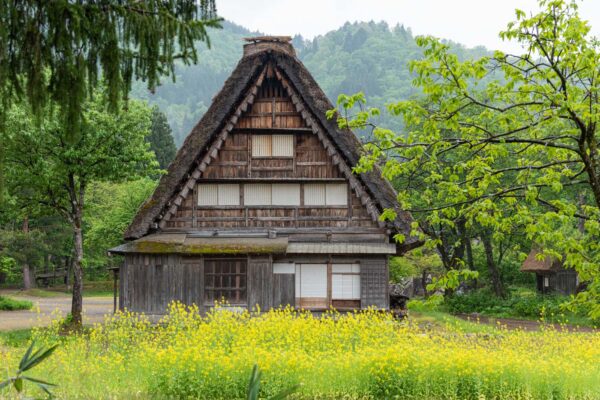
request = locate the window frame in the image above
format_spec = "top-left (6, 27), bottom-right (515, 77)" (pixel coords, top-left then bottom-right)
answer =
top-left (251, 134), bottom-right (295, 158)
top-left (204, 258), bottom-right (247, 306)
top-left (197, 183), bottom-right (240, 207)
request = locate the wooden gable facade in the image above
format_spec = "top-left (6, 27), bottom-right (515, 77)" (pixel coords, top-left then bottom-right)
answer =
top-left (110, 37), bottom-right (419, 314)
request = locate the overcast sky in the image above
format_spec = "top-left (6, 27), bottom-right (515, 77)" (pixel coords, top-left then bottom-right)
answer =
top-left (218, 0), bottom-right (600, 53)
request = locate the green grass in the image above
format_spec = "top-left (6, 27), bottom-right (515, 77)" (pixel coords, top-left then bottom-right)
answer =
top-left (0, 295), bottom-right (33, 311)
top-left (0, 328), bottom-right (32, 347)
top-left (408, 309), bottom-right (502, 334)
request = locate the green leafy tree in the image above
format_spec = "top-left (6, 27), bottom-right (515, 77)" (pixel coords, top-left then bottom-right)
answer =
top-left (2, 97), bottom-right (158, 327)
top-left (84, 178), bottom-right (157, 267)
top-left (147, 107), bottom-right (177, 170)
top-left (0, 0), bottom-right (221, 138)
top-left (334, 0), bottom-right (600, 319)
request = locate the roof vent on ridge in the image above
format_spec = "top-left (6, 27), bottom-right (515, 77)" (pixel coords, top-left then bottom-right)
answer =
top-left (243, 36), bottom-right (295, 57)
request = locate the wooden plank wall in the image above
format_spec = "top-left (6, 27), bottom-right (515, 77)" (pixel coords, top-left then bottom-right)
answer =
top-left (201, 132), bottom-right (343, 180)
top-left (122, 254), bottom-right (204, 314)
top-left (165, 131), bottom-right (378, 230)
top-left (247, 256), bottom-right (274, 311)
top-left (360, 257), bottom-right (389, 309)
top-left (273, 274), bottom-right (295, 308)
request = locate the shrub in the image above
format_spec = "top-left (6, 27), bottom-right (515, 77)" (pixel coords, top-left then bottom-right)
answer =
top-left (0, 296), bottom-right (33, 311)
top-left (445, 288), bottom-right (591, 324)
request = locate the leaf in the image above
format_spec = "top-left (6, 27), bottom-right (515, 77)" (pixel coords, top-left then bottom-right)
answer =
top-left (269, 384), bottom-right (300, 400)
top-left (0, 378), bottom-right (14, 390)
top-left (19, 341), bottom-right (35, 371)
top-left (247, 364), bottom-right (261, 400)
top-left (21, 376), bottom-right (57, 387)
top-left (20, 344), bottom-right (58, 372)
top-left (14, 378), bottom-right (23, 393)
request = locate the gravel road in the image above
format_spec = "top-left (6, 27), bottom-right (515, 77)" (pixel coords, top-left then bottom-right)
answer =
top-left (0, 292), bottom-right (114, 331)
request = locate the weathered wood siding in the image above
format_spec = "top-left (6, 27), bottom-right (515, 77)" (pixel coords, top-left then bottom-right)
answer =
top-left (164, 131), bottom-right (378, 230)
top-left (360, 257), bottom-right (389, 309)
top-left (121, 254), bottom-right (204, 314)
top-left (273, 274), bottom-right (295, 308)
top-left (247, 256), bottom-right (274, 311)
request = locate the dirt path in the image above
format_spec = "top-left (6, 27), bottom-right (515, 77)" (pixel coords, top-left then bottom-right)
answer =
top-left (455, 313), bottom-right (599, 332)
top-left (0, 292), bottom-right (114, 331)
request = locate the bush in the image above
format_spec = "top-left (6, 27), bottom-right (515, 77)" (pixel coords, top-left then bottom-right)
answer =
top-left (445, 288), bottom-right (590, 324)
top-left (0, 295), bottom-right (33, 311)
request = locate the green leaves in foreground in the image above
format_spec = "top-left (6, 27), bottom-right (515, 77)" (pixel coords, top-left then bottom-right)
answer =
top-left (247, 364), bottom-right (298, 400)
top-left (0, 341), bottom-right (58, 398)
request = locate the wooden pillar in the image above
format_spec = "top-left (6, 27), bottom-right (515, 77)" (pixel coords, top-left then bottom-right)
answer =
top-left (112, 268), bottom-right (119, 314)
top-left (327, 257), bottom-right (332, 309)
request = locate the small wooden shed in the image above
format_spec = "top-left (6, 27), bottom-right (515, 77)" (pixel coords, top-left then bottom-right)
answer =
top-left (520, 249), bottom-right (578, 295)
top-left (109, 36), bottom-right (420, 314)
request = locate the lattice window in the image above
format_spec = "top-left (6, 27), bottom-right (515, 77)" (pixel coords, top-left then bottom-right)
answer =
top-left (204, 259), bottom-right (247, 305)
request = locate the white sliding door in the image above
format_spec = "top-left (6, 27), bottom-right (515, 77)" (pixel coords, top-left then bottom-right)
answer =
top-left (295, 264), bottom-right (328, 309)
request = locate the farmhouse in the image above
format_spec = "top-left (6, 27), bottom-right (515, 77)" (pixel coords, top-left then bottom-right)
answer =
top-left (520, 249), bottom-right (578, 295)
top-left (109, 36), bottom-right (419, 314)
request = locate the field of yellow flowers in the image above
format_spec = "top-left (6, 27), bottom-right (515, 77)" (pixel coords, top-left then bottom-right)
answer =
top-left (1, 303), bottom-right (599, 399)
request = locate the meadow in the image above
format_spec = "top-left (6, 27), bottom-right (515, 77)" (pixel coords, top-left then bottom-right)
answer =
top-left (1, 304), bottom-right (599, 399)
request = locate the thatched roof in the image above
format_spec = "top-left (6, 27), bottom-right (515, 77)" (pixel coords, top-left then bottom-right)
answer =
top-left (521, 249), bottom-right (562, 272)
top-left (124, 37), bottom-right (420, 252)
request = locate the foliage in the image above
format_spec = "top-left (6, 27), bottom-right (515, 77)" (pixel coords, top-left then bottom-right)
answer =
top-left (389, 249), bottom-right (444, 282)
top-left (0, 0), bottom-right (221, 138)
top-left (0, 304), bottom-right (597, 399)
top-left (445, 287), bottom-right (595, 326)
top-left (147, 107), bottom-right (177, 170)
top-left (0, 228), bottom-right (48, 284)
top-left (1, 95), bottom-right (158, 325)
top-left (334, 0), bottom-right (600, 318)
top-left (84, 179), bottom-right (157, 268)
top-left (0, 255), bottom-right (17, 283)
top-left (0, 341), bottom-right (57, 398)
top-left (0, 295), bottom-right (32, 311)
top-left (246, 364), bottom-right (297, 400)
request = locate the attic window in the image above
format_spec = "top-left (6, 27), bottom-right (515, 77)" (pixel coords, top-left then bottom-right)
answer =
top-left (304, 183), bottom-right (348, 206)
top-left (198, 184), bottom-right (240, 206)
top-left (244, 183), bottom-right (300, 206)
top-left (252, 135), bottom-right (294, 157)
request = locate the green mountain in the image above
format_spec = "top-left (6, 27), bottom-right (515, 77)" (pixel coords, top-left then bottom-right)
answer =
top-left (133, 20), bottom-right (489, 146)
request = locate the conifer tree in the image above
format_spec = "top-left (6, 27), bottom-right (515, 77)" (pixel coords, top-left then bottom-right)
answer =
top-left (147, 107), bottom-right (177, 170)
top-left (0, 1), bottom-right (221, 138)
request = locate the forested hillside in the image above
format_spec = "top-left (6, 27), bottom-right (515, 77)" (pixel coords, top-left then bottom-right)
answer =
top-left (134, 21), bottom-right (489, 146)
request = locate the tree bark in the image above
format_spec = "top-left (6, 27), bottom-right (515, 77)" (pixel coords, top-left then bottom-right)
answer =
top-left (68, 176), bottom-right (86, 328)
top-left (22, 216), bottom-right (33, 290)
top-left (70, 213), bottom-right (84, 327)
top-left (481, 231), bottom-right (504, 297)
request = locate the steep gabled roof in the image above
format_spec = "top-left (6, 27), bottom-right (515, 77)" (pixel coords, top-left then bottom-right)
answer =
top-left (125, 37), bottom-right (420, 252)
top-left (521, 249), bottom-right (562, 272)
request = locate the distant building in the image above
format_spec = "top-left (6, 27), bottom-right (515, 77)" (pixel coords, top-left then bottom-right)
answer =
top-left (520, 249), bottom-right (578, 295)
top-left (109, 36), bottom-right (421, 314)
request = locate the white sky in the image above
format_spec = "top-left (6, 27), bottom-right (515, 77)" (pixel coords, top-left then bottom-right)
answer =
top-left (218, 0), bottom-right (600, 53)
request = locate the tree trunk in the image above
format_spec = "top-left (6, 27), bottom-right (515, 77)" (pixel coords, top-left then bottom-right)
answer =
top-left (71, 215), bottom-right (84, 327)
top-left (22, 216), bottom-right (34, 290)
top-left (481, 231), bottom-right (504, 297)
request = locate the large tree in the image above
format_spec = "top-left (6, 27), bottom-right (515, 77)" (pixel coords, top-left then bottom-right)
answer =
top-left (0, 0), bottom-right (221, 138)
top-left (335, 0), bottom-right (600, 318)
top-left (2, 97), bottom-right (158, 326)
top-left (147, 107), bottom-right (177, 170)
